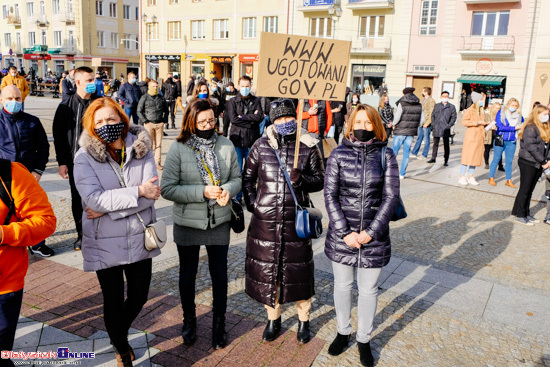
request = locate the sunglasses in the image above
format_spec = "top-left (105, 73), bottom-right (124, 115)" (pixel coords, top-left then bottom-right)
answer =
top-left (270, 99), bottom-right (295, 110)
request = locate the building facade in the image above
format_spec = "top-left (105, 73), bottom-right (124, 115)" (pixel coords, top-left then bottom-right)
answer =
top-left (0, 0), bottom-right (140, 77)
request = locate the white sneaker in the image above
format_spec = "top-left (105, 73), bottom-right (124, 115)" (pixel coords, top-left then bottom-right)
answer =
top-left (399, 175), bottom-right (405, 180)
top-left (458, 176), bottom-right (468, 186)
top-left (417, 155), bottom-right (426, 160)
top-left (467, 177), bottom-right (480, 186)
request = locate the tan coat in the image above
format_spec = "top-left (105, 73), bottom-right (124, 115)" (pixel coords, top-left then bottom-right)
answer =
top-left (461, 106), bottom-right (486, 167)
top-left (0, 74), bottom-right (30, 101)
top-left (422, 96), bottom-right (436, 127)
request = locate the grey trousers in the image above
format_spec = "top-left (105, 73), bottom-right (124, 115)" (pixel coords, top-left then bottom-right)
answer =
top-left (332, 261), bottom-right (382, 343)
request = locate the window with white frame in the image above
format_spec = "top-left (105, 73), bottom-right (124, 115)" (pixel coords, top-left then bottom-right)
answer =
top-left (2, 5), bottom-right (8, 18)
top-left (263, 16), bottom-right (278, 33)
top-left (135, 35), bottom-right (138, 50)
top-left (309, 18), bottom-right (332, 38)
top-left (359, 16), bottom-right (385, 38)
top-left (52, 0), bottom-right (60, 14)
top-left (192, 20), bottom-right (205, 40)
top-left (213, 19), bottom-right (229, 39)
top-left (170, 0), bottom-right (179, 3)
top-left (472, 11), bottom-right (509, 36)
top-left (109, 2), bottom-right (116, 17)
top-left (97, 30), bottom-right (105, 47)
top-left (14, 4), bottom-right (19, 16)
top-left (146, 23), bottom-right (159, 40)
top-left (111, 32), bottom-right (118, 48)
top-left (28, 31), bottom-right (35, 46)
top-left (68, 30), bottom-right (74, 50)
top-left (39, 1), bottom-right (45, 14)
top-left (168, 21), bottom-right (181, 40)
top-left (243, 17), bottom-right (256, 39)
top-left (16, 33), bottom-right (21, 50)
top-left (54, 31), bottom-right (62, 46)
top-left (41, 30), bottom-right (46, 44)
top-left (147, 0), bottom-right (156, 5)
top-left (4, 33), bottom-right (11, 47)
top-left (26, 2), bottom-right (34, 17)
top-left (67, 0), bottom-right (72, 13)
top-left (96, 0), bottom-right (103, 16)
top-left (420, 0), bottom-right (438, 35)
top-left (123, 34), bottom-right (132, 49)
top-left (123, 5), bottom-right (130, 19)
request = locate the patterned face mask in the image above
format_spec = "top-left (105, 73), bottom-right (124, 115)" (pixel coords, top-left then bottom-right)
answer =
top-left (95, 121), bottom-right (124, 143)
top-left (274, 119), bottom-right (297, 136)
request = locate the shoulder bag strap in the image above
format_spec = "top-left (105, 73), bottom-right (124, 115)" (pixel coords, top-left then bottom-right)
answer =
top-left (272, 148), bottom-right (301, 209)
top-left (381, 146), bottom-right (387, 172)
top-left (0, 159), bottom-right (15, 225)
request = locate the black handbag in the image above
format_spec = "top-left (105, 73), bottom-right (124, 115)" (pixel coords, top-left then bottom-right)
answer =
top-left (273, 148), bottom-right (323, 239)
top-left (229, 199), bottom-right (245, 233)
top-left (494, 134), bottom-right (504, 147)
top-left (381, 147), bottom-right (407, 221)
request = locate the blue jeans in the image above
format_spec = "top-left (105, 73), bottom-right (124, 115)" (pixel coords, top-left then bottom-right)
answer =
top-left (411, 126), bottom-right (431, 157)
top-left (235, 147), bottom-right (250, 200)
top-left (460, 165), bottom-right (476, 176)
top-left (31, 240), bottom-right (45, 250)
top-left (489, 140), bottom-right (516, 180)
top-left (124, 107), bottom-right (139, 125)
top-left (392, 135), bottom-right (414, 177)
top-left (0, 289), bottom-right (23, 365)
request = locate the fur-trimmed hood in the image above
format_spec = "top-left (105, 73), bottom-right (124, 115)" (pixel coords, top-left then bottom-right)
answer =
top-left (78, 123), bottom-right (151, 163)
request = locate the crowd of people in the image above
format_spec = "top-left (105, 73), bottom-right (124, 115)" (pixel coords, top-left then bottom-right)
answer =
top-left (1, 66), bottom-right (550, 367)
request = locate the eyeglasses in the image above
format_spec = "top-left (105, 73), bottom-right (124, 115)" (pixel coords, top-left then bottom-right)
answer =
top-left (270, 99), bottom-right (295, 110)
top-left (197, 118), bottom-right (217, 128)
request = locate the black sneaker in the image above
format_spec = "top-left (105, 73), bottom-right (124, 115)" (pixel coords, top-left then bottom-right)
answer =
top-left (74, 237), bottom-right (82, 251)
top-left (29, 244), bottom-right (55, 257)
top-left (544, 217), bottom-right (550, 225)
top-left (427, 159), bottom-right (436, 163)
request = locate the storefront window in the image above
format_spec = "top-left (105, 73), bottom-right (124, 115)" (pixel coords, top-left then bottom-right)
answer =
top-left (351, 64), bottom-right (386, 96)
top-left (192, 63), bottom-right (205, 80)
top-left (170, 61), bottom-right (180, 75)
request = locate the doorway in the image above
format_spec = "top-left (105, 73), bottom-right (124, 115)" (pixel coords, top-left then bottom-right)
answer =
top-left (412, 77), bottom-right (433, 100)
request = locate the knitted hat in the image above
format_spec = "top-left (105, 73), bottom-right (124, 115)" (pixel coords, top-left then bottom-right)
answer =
top-left (471, 91), bottom-right (483, 104)
top-left (269, 98), bottom-right (297, 122)
top-left (403, 87), bottom-right (415, 95)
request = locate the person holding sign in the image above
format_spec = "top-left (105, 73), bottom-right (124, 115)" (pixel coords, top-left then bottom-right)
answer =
top-left (242, 99), bottom-right (324, 344)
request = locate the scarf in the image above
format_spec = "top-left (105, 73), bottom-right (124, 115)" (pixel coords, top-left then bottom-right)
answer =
top-left (380, 104), bottom-right (393, 124)
top-left (505, 110), bottom-right (522, 127)
top-left (187, 133), bottom-right (221, 209)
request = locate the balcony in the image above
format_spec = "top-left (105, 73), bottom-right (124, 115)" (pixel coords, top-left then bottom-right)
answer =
top-left (60, 12), bottom-right (75, 23)
top-left (347, 0), bottom-right (394, 10)
top-left (349, 36), bottom-right (391, 56)
top-left (463, 0), bottom-right (519, 4)
top-left (35, 15), bottom-right (49, 27)
top-left (457, 36), bottom-right (515, 57)
top-left (298, 0), bottom-right (335, 12)
top-left (7, 15), bottom-right (21, 25)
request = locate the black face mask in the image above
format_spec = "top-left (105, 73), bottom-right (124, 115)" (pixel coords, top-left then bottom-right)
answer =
top-left (196, 128), bottom-right (215, 140)
top-left (354, 129), bottom-right (375, 142)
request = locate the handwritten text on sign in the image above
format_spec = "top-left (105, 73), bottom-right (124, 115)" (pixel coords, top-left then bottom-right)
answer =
top-left (256, 33), bottom-right (351, 101)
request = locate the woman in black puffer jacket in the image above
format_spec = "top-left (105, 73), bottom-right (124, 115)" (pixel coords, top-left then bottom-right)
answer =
top-left (243, 98), bottom-right (324, 344)
top-left (324, 104), bottom-right (399, 367)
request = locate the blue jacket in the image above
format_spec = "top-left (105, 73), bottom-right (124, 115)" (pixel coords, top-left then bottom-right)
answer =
top-left (0, 109), bottom-right (49, 174)
top-left (118, 82), bottom-right (141, 108)
top-left (95, 78), bottom-right (105, 97)
top-left (496, 110), bottom-right (524, 142)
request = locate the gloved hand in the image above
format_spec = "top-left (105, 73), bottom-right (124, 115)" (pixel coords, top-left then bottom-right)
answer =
top-left (290, 168), bottom-right (302, 185)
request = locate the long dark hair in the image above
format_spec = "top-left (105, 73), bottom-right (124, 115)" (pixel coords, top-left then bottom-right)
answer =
top-left (177, 99), bottom-right (214, 143)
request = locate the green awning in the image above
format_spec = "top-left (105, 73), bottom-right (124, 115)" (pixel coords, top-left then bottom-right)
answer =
top-left (457, 75), bottom-right (506, 86)
top-left (48, 48), bottom-right (61, 54)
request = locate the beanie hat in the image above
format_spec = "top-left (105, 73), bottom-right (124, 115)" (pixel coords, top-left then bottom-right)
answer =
top-left (471, 91), bottom-right (483, 104)
top-left (269, 98), bottom-right (297, 122)
top-left (403, 87), bottom-right (415, 95)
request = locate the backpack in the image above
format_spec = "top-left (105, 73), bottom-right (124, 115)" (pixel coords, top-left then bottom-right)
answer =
top-left (0, 159), bottom-right (15, 225)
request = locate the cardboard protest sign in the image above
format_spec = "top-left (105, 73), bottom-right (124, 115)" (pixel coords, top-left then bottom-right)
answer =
top-left (256, 32), bottom-right (351, 101)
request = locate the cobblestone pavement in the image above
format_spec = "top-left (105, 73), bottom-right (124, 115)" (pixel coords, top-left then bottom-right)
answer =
top-left (11, 96), bottom-right (550, 366)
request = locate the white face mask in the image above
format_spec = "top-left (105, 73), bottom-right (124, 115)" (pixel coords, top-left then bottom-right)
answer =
top-left (441, 98), bottom-right (449, 103)
top-left (352, 98), bottom-right (358, 103)
top-left (540, 114), bottom-right (549, 123)
top-left (10, 73), bottom-right (17, 77)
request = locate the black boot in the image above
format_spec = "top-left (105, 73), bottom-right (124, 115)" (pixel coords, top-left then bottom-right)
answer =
top-left (328, 333), bottom-right (351, 356)
top-left (165, 123), bottom-right (169, 130)
top-left (171, 124), bottom-right (176, 130)
top-left (297, 320), bottom-right (310, 344)
top-left (262, 317), bottom-right (281, 342)
top-left (212, 314), bottom-right (227, 349)
top-left (181, 316), bottom-right (197, 345)
top-left (357, 341), bottom-right (374, 367)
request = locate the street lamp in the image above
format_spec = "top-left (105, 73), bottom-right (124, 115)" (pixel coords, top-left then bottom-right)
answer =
top-left (142, 13), bottom-right (158, 79)
top-left (328, 5), bottom-right (342, 39)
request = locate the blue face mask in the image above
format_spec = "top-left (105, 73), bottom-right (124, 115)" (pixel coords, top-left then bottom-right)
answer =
top-left (226, 87), bottom-right (231, 92)
top-left (4, 100), bottom-right (22, 114)
top-left (478, 100), bottom-right (484, 107)
top-left (212, 87), bottom-right (217, 92)
top-left (198, 93), bottom-right (208, 99)
top-left (240, 87), bottom-right (251, 97)
top-left (274, 119), bottom-right (297, 136)
top-left (129, 78), bottom-right (136, 84)
top-left (85, 82), bottom-right (96, 94)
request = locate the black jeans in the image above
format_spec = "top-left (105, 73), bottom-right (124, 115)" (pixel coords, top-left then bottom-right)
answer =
top-left (333, 123), bottom-right (344, 145)
top-left (166, 100), bottom-right (176, 126)
top-left (177, 245), bottom-right (228, 318)
top-left (0, 289), bottom-right (23, 367)
top-left (512, 160), bottom-right (542, 218)
top-left (68, 163), bottom-right (83, 236)
top-left (431, 137), bottom-right (450, 163)
top-left (96, 258), bottom-right (152, 354)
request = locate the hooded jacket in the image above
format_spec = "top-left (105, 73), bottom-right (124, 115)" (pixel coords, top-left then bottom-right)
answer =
top-left (0, 74), bottom-right (29, 102)
top-left (73, 124), bottom-right (160, 272)
top-left (394, 93), bottom-right (422, 136)
top-left (242, 125), bottom-right (324, 307)
top-left (324, 138), bottom-right (399, 268)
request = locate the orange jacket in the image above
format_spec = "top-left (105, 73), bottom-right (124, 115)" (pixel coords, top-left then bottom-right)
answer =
top-left (298, 99), bottom-right (333, 135)
top-left (0, 162), bottom-right (56, 295)
top-left (0, 74), bottom-right (30, 102)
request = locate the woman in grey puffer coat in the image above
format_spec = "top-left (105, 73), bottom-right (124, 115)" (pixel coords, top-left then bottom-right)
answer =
top-left (74, 97), bottom-right (161, 367)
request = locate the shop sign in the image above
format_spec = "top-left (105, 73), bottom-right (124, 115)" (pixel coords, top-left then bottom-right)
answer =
top-left (211, 56), bottom-right (233, 64)
top-left (239, 54), bottom-right (259, 63)
top-left (476, 58), bottom-right (493, 75)
top-left (245, 65), bottom-right (253, 76)
top-left (304, 0), bottom-right (334, 5)
top-left (145, 55), bottom-right (181, 61)
top-left (91, 58), bottom-right (102, 67)
top-left (23, 54), bottom-right (51, 60)
top-left (352, 64), bottom-right (386, 77)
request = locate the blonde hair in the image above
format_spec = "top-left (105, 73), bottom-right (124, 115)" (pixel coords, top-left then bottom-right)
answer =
top-left (504, 98), bottom-right (521, 116)
top-left (344, 104), bottom-right (387, 142)
top-left (490, 102), bottom-right (501, 122)
top-left (519, 105), bottom-right (550, 143)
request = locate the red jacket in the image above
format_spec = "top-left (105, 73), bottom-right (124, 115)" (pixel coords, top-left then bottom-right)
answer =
top-left (0, 162), bottom-right (57, 294)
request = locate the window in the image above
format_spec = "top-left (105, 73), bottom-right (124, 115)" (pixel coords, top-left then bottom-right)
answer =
top-left (213, 19), bottom-right (229, 39)
top-left (170, 0), bottom-right (179, 3)
top-left (96, 0), bottom-right (103, 16)
top-left (243, 17), bottom-right (256, 39)
top-left (360, 16), bottom-right (385, 38)
top-left (123, 34), bottom-right (132, 49)
top-left (147, 0), bottom-right (156, 5)
top-left (414, 65), bottom-right (435, 72)
top-left (28, 31), bottom-right (36, 46)
top-left (2, 5), bottom-right (8, 19)
top-left (111, 32), bottom-right (118, 48)
top-left (54, 30), bottom-right (62, 46)
top-left (14, 4), bottom-right (19, 17)
top-left (67, 0), bottom-right (72, 13)
top-left (135, 35), bottom-right (139, 50)
top-left (146, 23), bottom-right (158, 40)
top-left (264, 16), bottom-right (278, 33)
top-left (123, 5), bottom-right (130, 19)
top-left (420, 0), bottom-right (438, 35)
top-left (168, 21), bottom-right (181, 40)
top-left (39, 1), bottom-right (45, 14)
top-left (68, 30), bottom-right (74, 50)
top-left (4, 33), bottom-right (11, 47)
top-left (26, 2), bottom-right (34, 17)
top-left (52, 0), bottom-right (60, 14)
top-left (109, 2), bottom-right (116, 17)
top-left (472, 11), bottom-right (509, 36)
top-left (16, 33), bottom-right (21, 50)
top-left (41, 31), bottom-right (46, 44)
top-left (97, 30), bottom-right (105, 47)
top-left (192, 20), bottom-right (205, 40)
top-left (309, 18), bottom-right (332, 38)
